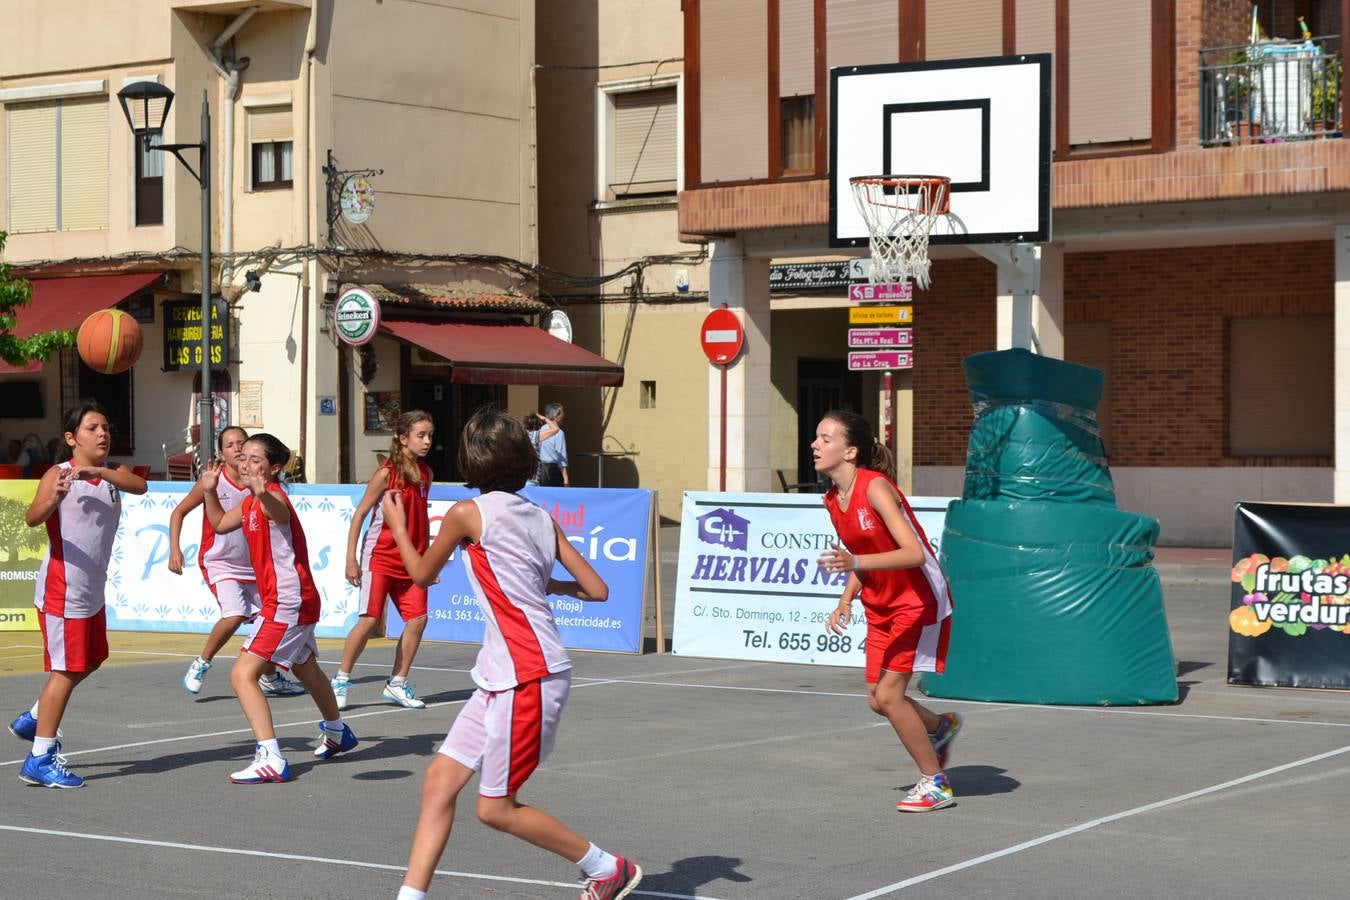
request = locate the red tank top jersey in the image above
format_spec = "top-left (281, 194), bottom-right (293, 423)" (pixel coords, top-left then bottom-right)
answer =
top-left (242, 483), bottom-right (320, 626)
top-left (823, 468), bottom-right (951, 628)
top-left (360, 460), bottom-right (431, 577)
top-left (197, 470), bottom-right (255, 584)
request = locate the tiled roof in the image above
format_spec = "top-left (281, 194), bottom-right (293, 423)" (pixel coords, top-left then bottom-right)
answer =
top-left (358, 282), bottom-right (546, 313)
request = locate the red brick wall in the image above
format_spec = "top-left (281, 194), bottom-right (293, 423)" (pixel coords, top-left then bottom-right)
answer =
top-left (913, 240), bottom-right (1333, 468)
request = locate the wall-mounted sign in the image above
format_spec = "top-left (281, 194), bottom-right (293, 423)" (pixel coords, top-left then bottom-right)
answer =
top-left (848, 350), bottom-right (913, 371)
top-left (849, 305), bottom-right (912, 325)
top-left (333, 287), bottom-right (381, 346)
top-left (162, 298), bottom-right (229, 371)
top-left (770, 261), bottom-right (864, 292)
top-left (848, 281), bottom-right (912, 302)
top-left (848, 327), bottom-right (912, 348)
top-left (544, 309), bottom-right (573, 343)
top-left (339, 174), bottom-right (376, 225)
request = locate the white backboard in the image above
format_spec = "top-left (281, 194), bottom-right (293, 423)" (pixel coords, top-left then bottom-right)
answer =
top-left (830, 54), bottom-right (1052, 247)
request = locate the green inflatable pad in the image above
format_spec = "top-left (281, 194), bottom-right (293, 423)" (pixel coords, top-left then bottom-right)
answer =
top-left (921, 349), bottom-right (1178, 705)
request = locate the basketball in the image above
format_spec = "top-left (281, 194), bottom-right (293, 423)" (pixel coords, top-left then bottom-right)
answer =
top-left (77, 309), bottom-right (143, 375)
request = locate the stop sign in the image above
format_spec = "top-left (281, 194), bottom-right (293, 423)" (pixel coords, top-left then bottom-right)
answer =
top-left (701, 308), bottom-right (744, 364)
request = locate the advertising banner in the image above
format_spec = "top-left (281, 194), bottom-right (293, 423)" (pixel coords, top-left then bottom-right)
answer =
top-left (387, 486), bottom-right (652, 654)
top-left (672, 492), bottom-right (953, 667)
top-left (0, 480), bottom-right (42, 630)
top-left (1229, 501), bottom-right (1350, 689)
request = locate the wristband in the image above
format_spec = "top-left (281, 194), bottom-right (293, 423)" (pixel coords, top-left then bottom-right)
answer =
top-left (852, 555), bottom-right (861, 572)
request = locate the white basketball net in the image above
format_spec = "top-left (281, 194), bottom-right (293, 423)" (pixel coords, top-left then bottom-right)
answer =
top-left (849, 176), bottom-right (950, 289)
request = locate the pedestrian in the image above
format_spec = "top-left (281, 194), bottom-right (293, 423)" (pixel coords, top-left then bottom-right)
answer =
top-left (813, 410), bottom-right (961, 813)
top-left (381, 407), bottom-right (641, 900)
top-left (198, 433), bottom-right (359, 783)
top-left (536, 402), bottom-right (569, 486)
top-left (170, 425), bottom-right (306, 697)
top-left (9, 399), bottom-right (148, 788)
top-left (335, 410), bottom-right (436, 710)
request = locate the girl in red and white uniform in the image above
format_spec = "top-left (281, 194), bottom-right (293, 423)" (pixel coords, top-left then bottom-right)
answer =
top-left (337, 411), bottom-right (435, 710)
top-left (11, 400), bottom-right (147, 788)
top-left (380, 408), bottom-right (641, 900)
top-left (813, 410), bottom-right (961, 813)
top-left (168, 425), bottom-right (303, 697)
top-left (199, 432), bottom-right (358, 784)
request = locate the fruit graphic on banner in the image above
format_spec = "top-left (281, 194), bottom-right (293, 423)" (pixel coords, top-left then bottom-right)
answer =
top-left (78, 309), bottom-right (142, 374)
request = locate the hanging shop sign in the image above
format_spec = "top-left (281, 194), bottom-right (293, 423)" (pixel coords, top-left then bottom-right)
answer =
top-left (770, 261), bottom-right (863, 292)
top-left (544, 309), bottom-right (573, 343)
top-left (339, 174), bottom-right (376, 225)
top-left (162, 298), bottom-right (229, 371)
top-left (333, 287), bottom-right (382, 346)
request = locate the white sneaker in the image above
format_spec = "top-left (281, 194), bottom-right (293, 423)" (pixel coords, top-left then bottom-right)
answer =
top-left (382, 680), bottom-right (426, 709)
top-left (258, 673), bottom-right (307, 696)
top-left (228, 745), bottom-right (291, 784)
top-left (183, 657), bottom-right (212, 694)
top-left (332, 677), bottom-right (350, 710)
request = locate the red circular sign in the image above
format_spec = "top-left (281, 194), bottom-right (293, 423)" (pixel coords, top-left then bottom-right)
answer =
top-left (700, 308), bottom-right (744, 365)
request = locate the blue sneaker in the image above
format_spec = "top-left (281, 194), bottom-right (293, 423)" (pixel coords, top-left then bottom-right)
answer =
top-left (229, 745), bottom-right (291, 784)
top-left (8, 711), bottom-right (37, 742)
top-left (20, 743), bottom-right (85, 789)
top-left (313, 722), bottom-right (359, 759)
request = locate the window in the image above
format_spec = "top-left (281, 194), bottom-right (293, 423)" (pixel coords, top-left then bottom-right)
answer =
top-left (606, 85), bottom-right (678, 199)
top-left (1228, 316), bottom-right (1332, 456)
top-left (60, 348), bottom-right (133, 455)
top-left (248, 106), bottom-right (293, 191)
top-left (134, 133), bottom-right (163, 226)
top-left (640, 380), bottom-right (657, 409)
top-left (6, 97), bottom-right (109, 233)
top-left (779, 96), bottom-right (815, 173)
top-left (778, 0), bottom-right (815, 173)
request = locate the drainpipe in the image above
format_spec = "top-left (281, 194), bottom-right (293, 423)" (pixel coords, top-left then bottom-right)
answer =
top-left (297, 3), bottom-right (320, 476)
top-left (210, 6), bottom-right (257, 290)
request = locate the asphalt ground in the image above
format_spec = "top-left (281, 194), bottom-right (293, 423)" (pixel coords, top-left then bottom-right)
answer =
top-left (4, 542), bottom-right (1348, 899)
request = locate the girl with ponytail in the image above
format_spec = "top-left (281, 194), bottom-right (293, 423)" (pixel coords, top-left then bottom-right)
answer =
top-left (338, 410), bottom-right (436, 710)
top-left (811, 410), bottom-right (960, 813)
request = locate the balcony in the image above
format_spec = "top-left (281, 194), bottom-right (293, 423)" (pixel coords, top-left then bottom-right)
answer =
top-left (1199, 36), bottom-right (1342, 147)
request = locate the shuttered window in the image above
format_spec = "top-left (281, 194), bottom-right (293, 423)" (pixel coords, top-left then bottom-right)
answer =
top-left (826, 0), bottom-right (899, 71)
top-left (7, 102), bottom-right (58, 233)
top-left (1015, 0), bottom-right (1055, 55)
top-left (927, 0), bottom-right (1003, 60)
top-left (780, 0), bottom-right (815, 98)
top-left (248, 105), bottom-right (293, 143)
top-left (1069, 0), bottom-right (1151, 146)
top-left (611, 87), bottom-right (677, 196)
top-left (6, 97), bottom-right (108, 233)
top-left (249, 106), bottom-right (294, 191)
top-left (1229, 317), bottom-right (1333, 456)
top-left (701, 0), bottom-right (769, 183)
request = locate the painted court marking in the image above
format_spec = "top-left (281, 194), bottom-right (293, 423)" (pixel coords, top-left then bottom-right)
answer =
top-left (843, 743), bottom-right (1350, 899)
top-left (0, 825), bottom-right (720, 900)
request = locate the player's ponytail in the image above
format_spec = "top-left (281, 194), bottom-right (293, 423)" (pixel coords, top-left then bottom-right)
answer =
top-left (387, 410), bottom-right (433, 486)
top-left (821, 409), bottom-right (897, 482)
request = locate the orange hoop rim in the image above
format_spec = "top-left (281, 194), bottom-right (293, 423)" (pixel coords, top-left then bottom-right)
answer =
top-left (849, 174), bottom-right (952, 215)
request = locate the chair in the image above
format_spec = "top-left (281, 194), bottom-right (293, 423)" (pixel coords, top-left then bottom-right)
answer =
top-left (777, 469), bottom-right (819, 493)
top-left (131, 464), bottom-right (152, 479)
top-left (162, 425), bottom-right (200, 481)
top-left (0, 464), bottom-right (23, 479)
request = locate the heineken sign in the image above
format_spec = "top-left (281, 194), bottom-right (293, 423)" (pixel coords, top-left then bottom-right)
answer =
top-left (333, 287), bottom-right (381, 346)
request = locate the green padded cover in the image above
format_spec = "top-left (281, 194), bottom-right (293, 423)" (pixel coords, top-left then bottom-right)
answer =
top-left (921, 349), bottom-right (1178, 705)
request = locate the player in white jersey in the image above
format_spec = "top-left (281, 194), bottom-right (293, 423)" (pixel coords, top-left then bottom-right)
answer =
top-left (381, 407), bottom-right (642, 900)
top-left (9, 400), bottom-right (147, 788)
top-left (168, 425), bottom-right (304, 697)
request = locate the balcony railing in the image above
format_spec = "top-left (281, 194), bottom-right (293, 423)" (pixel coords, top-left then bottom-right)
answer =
top-left (1199, 36), bottom-right (1342, 146)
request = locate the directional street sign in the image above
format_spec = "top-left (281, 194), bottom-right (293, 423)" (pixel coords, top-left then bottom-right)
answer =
top-left (847, 350), bottom-right (913, 371)
top-left (848, 327), bottom-right (912, 348)
top-left (849, 305), bottom-right (912, 325)
top-left (848, 282), bottom-right (912, 302)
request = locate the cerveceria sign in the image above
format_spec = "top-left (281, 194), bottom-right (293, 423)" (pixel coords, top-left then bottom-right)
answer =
top-left (333, 287), bottom-right (381, 346)
top-left (162, 299), bottom-right (229, 371)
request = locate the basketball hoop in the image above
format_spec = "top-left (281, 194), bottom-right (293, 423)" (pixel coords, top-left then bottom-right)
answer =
top-left (849, 175), bottom-right (950, 289)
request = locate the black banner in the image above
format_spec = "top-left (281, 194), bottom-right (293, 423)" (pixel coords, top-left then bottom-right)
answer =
top-left (1228, 502), bottom-right (1350, 689)
top-left (163, 298), bottom-right (229, 371)
top-left (769, 261), bottom-right (862, 292)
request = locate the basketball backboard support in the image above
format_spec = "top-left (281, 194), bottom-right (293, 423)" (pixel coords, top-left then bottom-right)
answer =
top-left (829, 54), bottom-right (1052, 248)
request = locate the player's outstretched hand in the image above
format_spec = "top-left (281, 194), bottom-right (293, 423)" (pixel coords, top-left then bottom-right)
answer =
top-left (198, 458), bottom-right (222, 492)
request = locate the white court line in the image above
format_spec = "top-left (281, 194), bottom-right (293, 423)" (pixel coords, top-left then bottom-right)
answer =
top-left (0, 824), bottom-right (722, 900)
top-left (844, 742), bottom-right (1350, 899)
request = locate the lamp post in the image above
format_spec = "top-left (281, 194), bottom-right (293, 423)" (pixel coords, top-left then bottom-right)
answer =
top-left (117, 81), bottom-right (215, 471)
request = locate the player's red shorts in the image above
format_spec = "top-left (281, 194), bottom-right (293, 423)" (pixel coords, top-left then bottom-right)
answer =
top-left (864, 601), bottom-right (948, 683)
top-left (40, 607), bottom-right (109, 673)
top-left (360, 571), bottom-right (428, 621)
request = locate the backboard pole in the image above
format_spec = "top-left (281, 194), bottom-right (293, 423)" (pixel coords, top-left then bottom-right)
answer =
top-left (973, 243), bottom-right (1041, 351)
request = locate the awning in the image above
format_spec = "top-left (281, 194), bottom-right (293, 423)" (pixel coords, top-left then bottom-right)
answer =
top-left (0, 272), bottom-right (163, 373)
top-left (382, 320), bottom-right (624, 387)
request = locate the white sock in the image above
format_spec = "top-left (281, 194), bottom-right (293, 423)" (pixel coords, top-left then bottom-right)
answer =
top-left (323, 719), bottom-right (342, 732)
top-left (388, 675), bottom-right (406, 687)
top-left (575, 843), bottom-right (617, 879)
top-left (336, 671), bottom-right (351, 681)
top-left (29, 700), bottom-right (40, 717)
top-left (32, 736), bottom-right (57, 756)
top-left (395, 887), bottom-right (426, 900)
top-left (259, 738), bottom-right (282, 758)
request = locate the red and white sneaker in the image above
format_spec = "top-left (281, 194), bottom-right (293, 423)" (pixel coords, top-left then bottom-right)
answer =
top-left (580, 855), bottom-right (643, 900)
top-left (229, 745), bottom-right (291, 784)
top-left (897, 772), bottom-right (955, 812)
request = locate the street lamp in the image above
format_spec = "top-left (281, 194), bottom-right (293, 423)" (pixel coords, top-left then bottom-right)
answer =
top-left (117, 81), bottom-right (215, 471)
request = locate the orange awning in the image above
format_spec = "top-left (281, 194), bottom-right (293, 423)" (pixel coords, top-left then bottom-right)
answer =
top-left (382, 320), bottom-right (624, 387)
top-left (0, 272), bottom-right (163, 373)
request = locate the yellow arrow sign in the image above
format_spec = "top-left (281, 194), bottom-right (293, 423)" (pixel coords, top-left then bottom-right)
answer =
top-left (849, 305), bottom-right (912, 325)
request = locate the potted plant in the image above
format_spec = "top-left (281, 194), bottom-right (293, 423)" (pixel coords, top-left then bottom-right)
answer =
top-left (1310, 56), bottom-right (1342, 132)
top-left (1223, 47), bottom-right (1262, 141)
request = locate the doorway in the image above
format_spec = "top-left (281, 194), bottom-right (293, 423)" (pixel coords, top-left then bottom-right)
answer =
top-left (405, 379), bottom-right (504, 482)
top-left (796, 358), bottom-right (862, 486)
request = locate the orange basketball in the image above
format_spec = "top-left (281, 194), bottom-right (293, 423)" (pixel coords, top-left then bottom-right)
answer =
top-left (77, 309), bottom-right (143, 375)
